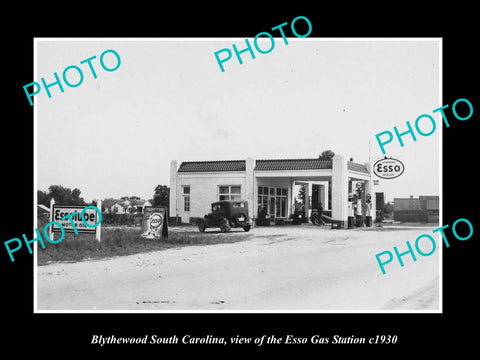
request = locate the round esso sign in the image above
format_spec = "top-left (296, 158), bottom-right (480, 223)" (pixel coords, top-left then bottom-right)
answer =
top-left (149, 213), bottom-right (163, 229)
top-left (373, 158), bottom-right (405, 179)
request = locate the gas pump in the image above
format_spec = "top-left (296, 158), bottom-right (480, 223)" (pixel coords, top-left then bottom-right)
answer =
top-left (365, 193), bottom-right (372, 227)
top-left (354, 182), bottom-right (364, 227)
top-left (348, 192), bottom-right (355, 228)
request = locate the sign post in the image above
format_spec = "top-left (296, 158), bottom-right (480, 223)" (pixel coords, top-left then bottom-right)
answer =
top-left (49, 198), bottom-right (55, 241)
top-left (95, 199), bottom-right (102, 242)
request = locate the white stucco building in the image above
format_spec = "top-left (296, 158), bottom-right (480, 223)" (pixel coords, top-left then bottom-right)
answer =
top-left (169, 154), bottom-right (374, 228)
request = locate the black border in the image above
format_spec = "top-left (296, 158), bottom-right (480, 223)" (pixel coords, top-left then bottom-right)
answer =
top-left (4, 5), bottom-right (479, 356)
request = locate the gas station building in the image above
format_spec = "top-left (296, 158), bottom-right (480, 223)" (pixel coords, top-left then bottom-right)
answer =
top-left (169, 154), bottom-right (375, 228)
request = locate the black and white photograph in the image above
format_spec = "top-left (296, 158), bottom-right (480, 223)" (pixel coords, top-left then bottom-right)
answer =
top-left (3, 6), bottom-right (478, 356)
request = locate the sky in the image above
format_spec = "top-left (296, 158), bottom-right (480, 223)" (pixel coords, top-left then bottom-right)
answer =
top-left (36, 38), bottom-right (440, 203)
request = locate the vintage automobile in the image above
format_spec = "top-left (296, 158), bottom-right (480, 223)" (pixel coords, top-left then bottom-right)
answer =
top-left (309, 209), bottom-right (324, 226)
top-left (310, 208), bottom-right (332, 226)
top-left (198, 200), bottom-right (253, 232)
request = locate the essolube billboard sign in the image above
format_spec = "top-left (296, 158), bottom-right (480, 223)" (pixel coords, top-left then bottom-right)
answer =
top-left (373, 157), bottom-right (405, 179)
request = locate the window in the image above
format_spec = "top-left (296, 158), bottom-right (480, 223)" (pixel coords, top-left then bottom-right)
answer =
top-left (183, 186), bottom-right (190, 212)
top-left (257, 186), bottom-right (288, 217)
top-left (281, 197), bottom-right (287, 216)
top-left (275, 197), bottom-right (281, 217)
top-left (212, 203), bottom-right (225, 212)
top-left (258, 194), bottom-right (268, 214)
top-left (218, 185), bottom-right (241, 201)
top-left (233, 202), bottom-right (246, 208)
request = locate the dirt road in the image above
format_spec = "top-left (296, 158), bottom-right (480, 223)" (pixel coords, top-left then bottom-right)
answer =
top-left (36, 225), bottom-right (440, 311)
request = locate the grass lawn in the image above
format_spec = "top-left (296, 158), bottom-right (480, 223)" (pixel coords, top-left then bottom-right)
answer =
top-left (37, 225), bottom-right (252, 265)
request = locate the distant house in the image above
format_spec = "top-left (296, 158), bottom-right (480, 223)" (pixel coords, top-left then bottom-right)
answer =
top-left (38, 204), bottom-right (50, 214)
top-left (102, 198), bottom-right (120, 213)
top-left (393, 195), bottom-right (439, 223)
top-left (102, 198), bottom-right (150, 214)
top-left (37, 204), bottom-right (50, 223)
top-left (129, 199), bottom-right (151, 214)
top-left (112, 200), bottom-right (131, 214)
top-left (144, 200), bottom-right (153, 210)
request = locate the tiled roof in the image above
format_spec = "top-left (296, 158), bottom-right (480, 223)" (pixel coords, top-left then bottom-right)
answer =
top-left (177, 159), bottom-right (370, 174)
top-left (347, 162), bottom-right (369, 174)
top-left (178, 160), bottom-right (246, 172)
top-left (117, 200), bottom-right (131, 208)
top-left (102, 198), bottom-right (121, 208)
top-left (255, 158), bottom-right (332, 171)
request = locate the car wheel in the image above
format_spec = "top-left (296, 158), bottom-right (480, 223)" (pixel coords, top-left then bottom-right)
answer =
top-left (243, 225), bottom-right (251, 232)
top-left (312, 216), bottom-right (321, 226)
top-left (198, 221), bottom-right (206, 232)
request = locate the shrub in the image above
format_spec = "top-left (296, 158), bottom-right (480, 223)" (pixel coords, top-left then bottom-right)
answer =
top-left (101, 213), bottom-right (141, 226)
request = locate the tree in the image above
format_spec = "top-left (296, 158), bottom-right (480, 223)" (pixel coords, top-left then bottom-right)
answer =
top-left (72, 188), bottom-right (83, 203)
top-left (384, 201), bottom-right (394, 218)
top-left (37, 190), bottom-right (50, 207)
top-left (319, 149), bottom-right (335, 160)
top-left (121, 195), bottom-right (140, 201)
top-left (153, 185), bottom-right (170, 206)
top-left (44, 185), bottom-right (86, 205)
top-left (293, 197), bottom-right (303, 211)
top-left (297, 184), bottom-right (306, 208)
